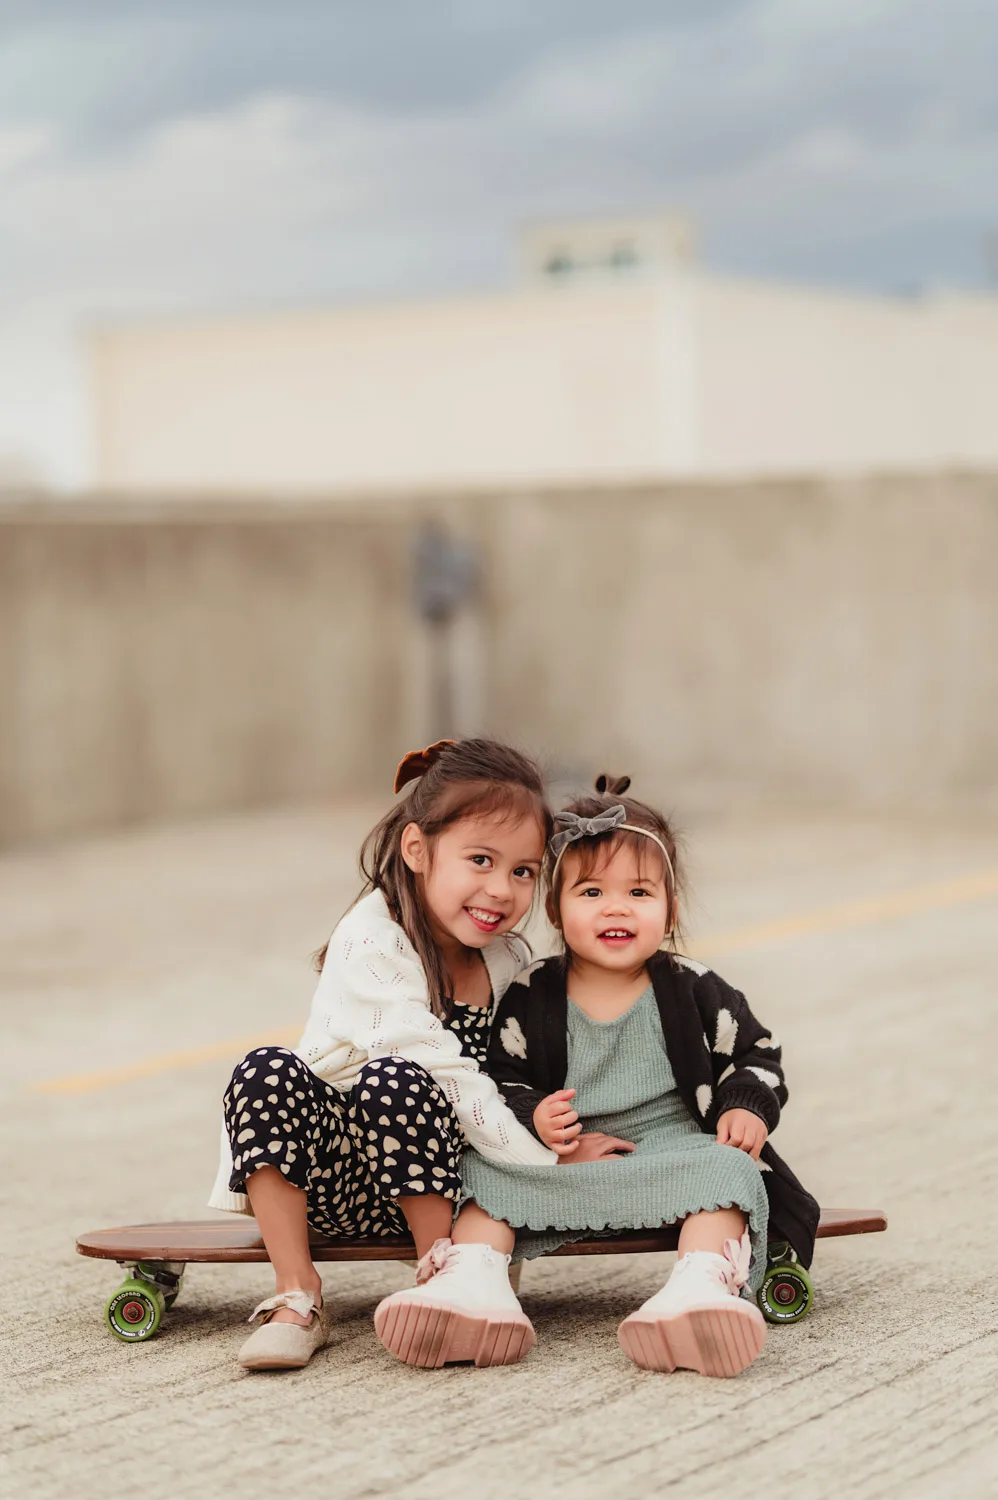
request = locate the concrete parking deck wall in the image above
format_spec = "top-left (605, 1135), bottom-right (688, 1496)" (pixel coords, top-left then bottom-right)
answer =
top-left (0, 500), bottom-right (418, 843)
top-left (1, 472), bottom-right (996, 845)
top-left (480, 472), bottom-right (998, 809)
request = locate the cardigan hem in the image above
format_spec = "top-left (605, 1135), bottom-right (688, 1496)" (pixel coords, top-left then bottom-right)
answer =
top-left (207, 1188), bottom-right (253, 1215)
top-left (715, 1083), bottom-right (779, 1133)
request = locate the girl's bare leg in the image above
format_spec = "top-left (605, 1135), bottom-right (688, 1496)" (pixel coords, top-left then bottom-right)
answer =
top-left (452, 1201), bottom-right (515, 1255)
top-left (398, 1193), bottom-right (455, 1259)
top-left (245, 1166), bottom-right (322, 1326)
top-left (677, 1206), bottom-right (746, 1256)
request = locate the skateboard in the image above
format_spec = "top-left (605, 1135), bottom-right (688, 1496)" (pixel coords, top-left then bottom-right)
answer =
top-left (77, 1207), bottom-right (886, 1342)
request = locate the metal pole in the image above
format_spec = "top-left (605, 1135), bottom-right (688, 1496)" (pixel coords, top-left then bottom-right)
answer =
top-left (413, 522), bottom-right (478, 739)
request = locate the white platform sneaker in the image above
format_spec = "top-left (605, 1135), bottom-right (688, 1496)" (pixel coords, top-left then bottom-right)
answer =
top-left (374, 1239), bottom-right (535, 1368)
top-left (618, 1233), bottom-right (766, 1377)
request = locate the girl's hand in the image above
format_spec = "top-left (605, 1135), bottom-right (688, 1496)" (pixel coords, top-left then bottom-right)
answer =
top-left (533, 1089), bottom-right (583, 1155)
top-left (716, 1108), bottom-right (768, 1160)
top-left (559, 1132), bottom-right (636, 1164)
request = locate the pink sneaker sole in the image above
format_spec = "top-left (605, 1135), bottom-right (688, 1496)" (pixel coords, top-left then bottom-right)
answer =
top-left (374, 1296), bottom-right (535, 1368)
top-left (618, 1299), bottom-right (766, 1378)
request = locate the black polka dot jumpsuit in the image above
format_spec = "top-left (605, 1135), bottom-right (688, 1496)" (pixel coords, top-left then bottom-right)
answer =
top-left (223, 1004), bottom-right (490, 1239)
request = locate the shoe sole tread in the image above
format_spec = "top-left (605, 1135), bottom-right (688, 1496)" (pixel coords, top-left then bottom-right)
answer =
top-left (374, 1298), bottom-right (535, 1368)
top-left (618, 1300), bottom-right (765, 1377)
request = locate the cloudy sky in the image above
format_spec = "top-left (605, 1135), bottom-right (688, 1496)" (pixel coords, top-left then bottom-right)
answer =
top-left (1, 0), bottom-right (994, 485)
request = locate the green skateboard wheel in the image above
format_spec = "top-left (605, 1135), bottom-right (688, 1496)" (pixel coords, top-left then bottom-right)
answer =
top-left (757, 1260), bottom-right (814, 1324)
top-left (105, 1279), bottom-right (165, 1342)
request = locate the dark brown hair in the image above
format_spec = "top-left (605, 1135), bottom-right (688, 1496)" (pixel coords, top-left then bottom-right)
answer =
top-left (316, 738), bottom-right (552, 1019)
top-left (545, 773), bottom-right (684, 946)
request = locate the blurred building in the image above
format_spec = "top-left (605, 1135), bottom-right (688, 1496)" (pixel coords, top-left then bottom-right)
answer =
top-left (89, 214), bottom-right (998, 493)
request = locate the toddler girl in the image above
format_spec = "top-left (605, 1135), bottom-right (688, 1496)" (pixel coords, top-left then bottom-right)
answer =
top-left (376, 777), bottom-right (819, 1377)
top-left (210, 738), bottom-right (560, 1371)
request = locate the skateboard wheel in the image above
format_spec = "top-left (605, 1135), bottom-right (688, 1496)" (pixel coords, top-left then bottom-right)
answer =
top-left (163, 1276), bottom-right (184, 1310)
top-left (757, 1261), bottom-right (813, 1324)
top-left (105, 1280), bottom-right (165, 1342)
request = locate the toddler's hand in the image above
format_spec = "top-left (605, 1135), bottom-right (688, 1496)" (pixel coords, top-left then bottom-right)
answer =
top-left (560, 1132), bottom-right (636, 1164)
top-left (716, 1108), bottom-right (768, 1160)
top-left (533, 1089), bottom-right (583, 1155)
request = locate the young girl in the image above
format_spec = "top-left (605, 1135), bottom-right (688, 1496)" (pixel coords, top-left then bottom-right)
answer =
top-left (375, 777), bottom-right (819, 1378)
top-left (209, 737), bottom-right (561, 1371)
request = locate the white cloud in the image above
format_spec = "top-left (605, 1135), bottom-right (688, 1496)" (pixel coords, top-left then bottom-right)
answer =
top-left (0, 123), bottom-right (54, 173)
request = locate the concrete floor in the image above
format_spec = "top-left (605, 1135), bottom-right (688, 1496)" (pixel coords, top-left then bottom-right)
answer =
top-left (2, 800), bottom-right (997, 1499)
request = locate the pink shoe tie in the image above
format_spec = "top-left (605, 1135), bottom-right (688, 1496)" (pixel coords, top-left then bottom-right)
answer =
top-left (720, 1231), bottom-right (752, 1292)
top-left (415, 1237), bottom-right (457, 1285)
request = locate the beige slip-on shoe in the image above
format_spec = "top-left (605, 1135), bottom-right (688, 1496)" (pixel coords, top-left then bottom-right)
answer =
top-left (238, 1289), bottom-right (330, 1371)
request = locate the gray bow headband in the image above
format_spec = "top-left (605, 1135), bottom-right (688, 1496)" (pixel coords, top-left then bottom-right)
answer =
top-left (550, 805), bottom-right (628, 855)
top-left (550, 804), bottom-right (675, 888)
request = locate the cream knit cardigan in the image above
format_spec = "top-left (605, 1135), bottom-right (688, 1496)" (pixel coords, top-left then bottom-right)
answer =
top-left (209, 888), bottom-right (556, 1212)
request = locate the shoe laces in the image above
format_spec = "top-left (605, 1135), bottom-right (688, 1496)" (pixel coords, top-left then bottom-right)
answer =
top-left (676, 1231), bottom-right (752, 1293)
top-left (415, 1239), bottom-right (508, 1284)
top-left (720, 1232), bottom-right (752, 1291)
top-left (415, 1238), bottom-right (458, 1284)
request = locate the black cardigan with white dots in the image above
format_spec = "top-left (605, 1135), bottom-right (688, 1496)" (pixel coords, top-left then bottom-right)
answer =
top-left (485, 950), bottom-right (821, 1267)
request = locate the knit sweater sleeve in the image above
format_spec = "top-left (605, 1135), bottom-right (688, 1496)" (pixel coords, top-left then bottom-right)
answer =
top-left (694, 970), bottom-right (788, 1133)
top-left (304, 904), bottom-right (556, 1166)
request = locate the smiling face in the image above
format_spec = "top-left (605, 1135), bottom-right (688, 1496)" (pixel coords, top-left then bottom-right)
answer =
top-left (557, 836), bottom-right (670, 972)
top-left (400, 810), bottom-right (546, 952)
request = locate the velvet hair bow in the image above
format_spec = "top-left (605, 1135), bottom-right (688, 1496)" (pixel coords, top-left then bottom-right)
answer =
top-left (393, 739), bottom-right (457, 794)
top-left (549, 804), bottom-right (627, 856)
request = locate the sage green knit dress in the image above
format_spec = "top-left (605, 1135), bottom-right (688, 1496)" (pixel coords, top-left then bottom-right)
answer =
top-left (462, 986), bottom-right (770, 1289)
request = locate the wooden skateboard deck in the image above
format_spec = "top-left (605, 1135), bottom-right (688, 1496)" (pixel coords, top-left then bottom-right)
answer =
top-left (78, 1209), bottom-right (886, 1339)
top-left (77, 1207), bottom-right (886, 1264)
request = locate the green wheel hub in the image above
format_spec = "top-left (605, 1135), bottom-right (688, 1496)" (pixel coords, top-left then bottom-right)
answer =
top-left (105, 1279), bottom-right (165, 1342)
top-left (757, 1247), bottom-right (814, 1325)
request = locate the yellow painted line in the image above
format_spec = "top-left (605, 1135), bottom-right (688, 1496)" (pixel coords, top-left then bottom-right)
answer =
top-left (694, 867), bottom-right (998, 959)
top-left (35, 1028), bottom-right (298, 1096)
top-left (32, 866), bottom-right (998, 1096)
